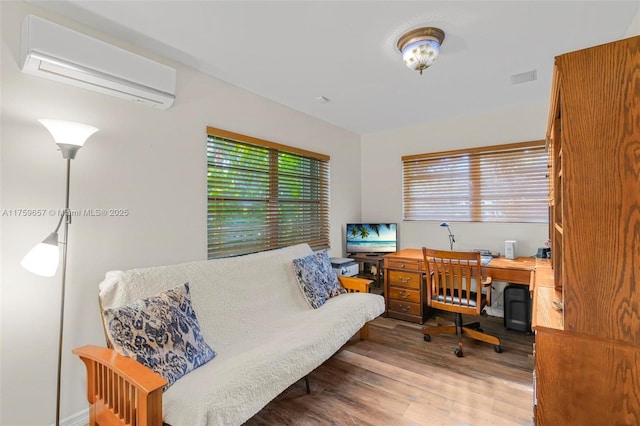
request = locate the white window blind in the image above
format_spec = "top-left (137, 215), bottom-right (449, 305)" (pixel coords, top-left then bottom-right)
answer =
top-left (403, 141), bottom-right (548, 223)
top-left (207, 126), bottom-right (330, 258)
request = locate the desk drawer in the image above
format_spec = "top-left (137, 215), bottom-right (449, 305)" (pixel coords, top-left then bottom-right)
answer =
top-left (488, 268), bottom-right (532, 285)
top-left (387, 270), bottom-right (422, 289)
top-left (386, 258), bottom-right (422, 271)
top-left (389, 287), bottom-right (421, 303)
top-left (389, 300), bottom-right (421, 316)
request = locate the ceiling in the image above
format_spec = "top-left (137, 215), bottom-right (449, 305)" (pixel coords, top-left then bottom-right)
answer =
top-left (28, 1), bottom-right (639, 135)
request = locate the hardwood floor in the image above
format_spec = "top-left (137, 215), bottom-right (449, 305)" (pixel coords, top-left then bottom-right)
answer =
top-left (246, 312), bottom-right (534, 425)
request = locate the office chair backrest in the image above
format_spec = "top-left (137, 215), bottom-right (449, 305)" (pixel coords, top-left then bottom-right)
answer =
top-left (422, 248), bottom-right (489, 316)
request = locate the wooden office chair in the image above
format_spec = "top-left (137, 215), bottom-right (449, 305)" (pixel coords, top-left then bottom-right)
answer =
top-left (422, 248), bottom-right (502, 357)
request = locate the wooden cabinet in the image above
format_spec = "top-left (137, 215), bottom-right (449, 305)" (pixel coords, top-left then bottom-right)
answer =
top-left (533, 35), bottom-right (640, 425)
top-left (383, 249), bottom-right (426, 323)
top-left (547, 72), bottom-right (563, 293)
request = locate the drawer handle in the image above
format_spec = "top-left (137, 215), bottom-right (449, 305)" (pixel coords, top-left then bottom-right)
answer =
top-left (398, 304), bottom-right (410, 312)
top-left (401, 263), bottom-right (406, 269)
top-left (398, 290), bottom-right (410, 299)
top-left (399, 276), bottom-right (412, 283)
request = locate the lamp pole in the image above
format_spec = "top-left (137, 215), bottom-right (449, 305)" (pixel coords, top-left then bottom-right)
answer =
top-left (20, 119), bottom-right (98, 426)
top-left (55, 159), bottom-right (72, 426)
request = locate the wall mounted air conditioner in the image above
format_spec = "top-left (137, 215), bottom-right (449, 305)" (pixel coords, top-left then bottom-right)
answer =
top-left (20, 15), bottom-right (176, 109)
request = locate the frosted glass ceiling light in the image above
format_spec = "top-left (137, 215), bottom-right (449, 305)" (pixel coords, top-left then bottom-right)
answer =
top-left (397, 27), bottom-right (445, 75)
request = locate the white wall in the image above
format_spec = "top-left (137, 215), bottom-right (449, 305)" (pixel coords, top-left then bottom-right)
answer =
top-left (625, 5), bottom-right (640, 36)
top-left (0, 2), bottom-right (361, 425)
top-left (360, 102), bottom-right (550, 259)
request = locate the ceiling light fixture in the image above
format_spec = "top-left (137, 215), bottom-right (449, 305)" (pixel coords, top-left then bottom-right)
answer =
top-left (397, 27), bottom-right (445, 75)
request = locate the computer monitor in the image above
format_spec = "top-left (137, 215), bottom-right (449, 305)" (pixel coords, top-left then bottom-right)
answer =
top-left (346, 223), bottom-right (397, 254)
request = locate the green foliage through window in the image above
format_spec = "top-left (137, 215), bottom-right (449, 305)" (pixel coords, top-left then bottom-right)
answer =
top-left (207, 128), bottom-right (330, 258)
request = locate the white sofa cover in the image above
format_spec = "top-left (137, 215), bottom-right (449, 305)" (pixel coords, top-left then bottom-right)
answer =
top-left (98, 243), bottom-right (385, 425)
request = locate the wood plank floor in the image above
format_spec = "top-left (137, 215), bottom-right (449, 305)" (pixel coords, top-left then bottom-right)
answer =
top-left (245, 312), bottom-right (534, 425)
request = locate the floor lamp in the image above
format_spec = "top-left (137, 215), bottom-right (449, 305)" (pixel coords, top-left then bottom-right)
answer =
top-left (21, 119), bottom-right (99, 426)
top-left (440, 222), bottom-right (455, 250)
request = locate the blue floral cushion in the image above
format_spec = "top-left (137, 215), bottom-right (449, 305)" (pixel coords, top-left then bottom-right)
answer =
top-left (293, 250), bottom-right (347, 309)
top-left (103, 283), bottom-right (216, 389)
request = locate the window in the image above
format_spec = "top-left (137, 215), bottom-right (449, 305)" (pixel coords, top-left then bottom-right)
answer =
top-left (402, 140), bottom-right (547, 223)
top-left (207, 127), bottom-right (330, 258)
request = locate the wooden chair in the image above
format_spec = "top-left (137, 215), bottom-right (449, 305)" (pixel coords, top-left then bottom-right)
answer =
top-left (421, 248), bottom-right (502, 357)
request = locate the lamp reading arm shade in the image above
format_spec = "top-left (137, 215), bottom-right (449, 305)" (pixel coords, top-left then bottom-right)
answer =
top-left (440, 222), bottom-right (455, 239)
top-left (20, 232), bottom-right (60, 277)
top-left (440, 222), bottom-right (455, 250)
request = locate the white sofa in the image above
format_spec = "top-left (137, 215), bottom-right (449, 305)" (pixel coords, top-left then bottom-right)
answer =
top-left (74, 244), bottom-right (385, 425)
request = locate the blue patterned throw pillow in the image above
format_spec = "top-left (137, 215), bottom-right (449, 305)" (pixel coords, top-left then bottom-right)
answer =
top-left (293, 249), bottom-right (347, 309)
top-left (103, 283), bottom-right (216, 389)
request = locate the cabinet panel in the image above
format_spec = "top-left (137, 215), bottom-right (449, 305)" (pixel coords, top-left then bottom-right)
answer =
top-left (535, 329), bottom-right (640, 425)
top-left (557, 36), bottom-right (640, 345)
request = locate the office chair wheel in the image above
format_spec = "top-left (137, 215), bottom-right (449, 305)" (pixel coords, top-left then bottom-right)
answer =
top-left (423, 334), bottom-right (431, 342)
top-left (480, 309), bottom-right (488, 317)
top-left (454, 348), bottom-right (464, 357)
top-left (494, 345), bottom-right (502, 353)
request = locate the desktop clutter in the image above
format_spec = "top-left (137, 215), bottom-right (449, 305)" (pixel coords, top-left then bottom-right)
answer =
top-left (330, 257), bottom-right (359, 277)
top-left (336, 222), bottom-right (548, 333)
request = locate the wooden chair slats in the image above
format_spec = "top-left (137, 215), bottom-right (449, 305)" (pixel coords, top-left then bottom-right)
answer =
top-left (422, 248), bottom-right (501, 357)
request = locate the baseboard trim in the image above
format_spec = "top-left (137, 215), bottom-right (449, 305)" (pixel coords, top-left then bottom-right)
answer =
top-left (50, 409), bottom-right (89, 426)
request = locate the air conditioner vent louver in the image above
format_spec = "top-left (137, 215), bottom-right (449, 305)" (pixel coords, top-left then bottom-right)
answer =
top-left (20, 15), bottom-right (176, 109)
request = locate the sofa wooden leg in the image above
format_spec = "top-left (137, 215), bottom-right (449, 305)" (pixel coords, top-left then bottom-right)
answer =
top-left (360, 322), bottom-right (370, 340)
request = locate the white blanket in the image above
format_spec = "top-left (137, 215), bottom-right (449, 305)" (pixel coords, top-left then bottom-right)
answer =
top-left (99, 244), bottom-right (385, 425)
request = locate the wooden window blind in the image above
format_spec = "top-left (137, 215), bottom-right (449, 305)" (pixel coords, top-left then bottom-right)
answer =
top-left (402, 140), bottom-right (547, 223)
top-left (207, 126), bottom-right (330, 259)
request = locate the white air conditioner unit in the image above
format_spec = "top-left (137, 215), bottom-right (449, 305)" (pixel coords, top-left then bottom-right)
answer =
top-left (20, 15), bottom-right (176, 109)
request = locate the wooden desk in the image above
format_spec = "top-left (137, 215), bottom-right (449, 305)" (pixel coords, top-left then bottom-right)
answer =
top-left (387, 248), bottom-right (536, 283)
top-left (383, 248), bottom-right (542, 323)
top-left (531, 261), bottom-right (563, 330)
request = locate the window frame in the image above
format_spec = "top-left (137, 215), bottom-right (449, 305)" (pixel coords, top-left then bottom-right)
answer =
top-left (402, 140), bottom-right (548, 223)
top-left (207, 126), bottom-right (330, 259)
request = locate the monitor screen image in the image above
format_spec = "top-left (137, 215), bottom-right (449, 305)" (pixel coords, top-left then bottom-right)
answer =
top-left (346, 223), bottom-right (397, 254)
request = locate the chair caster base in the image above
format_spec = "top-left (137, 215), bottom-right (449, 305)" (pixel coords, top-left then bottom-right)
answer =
top-left (494, 345), bottom-right (502, 353)
top-left (423, 334), bottom-right (431, 342)
top-left (454, 348), bottom-right (464, 357)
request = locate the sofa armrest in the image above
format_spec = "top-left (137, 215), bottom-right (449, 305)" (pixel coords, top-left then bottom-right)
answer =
top-left (338, 276), bottom-right (373, 293)
top-left (338, 276), bottom-right (376, 341)
top-left (72, 345), bottom-right (167, 426)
